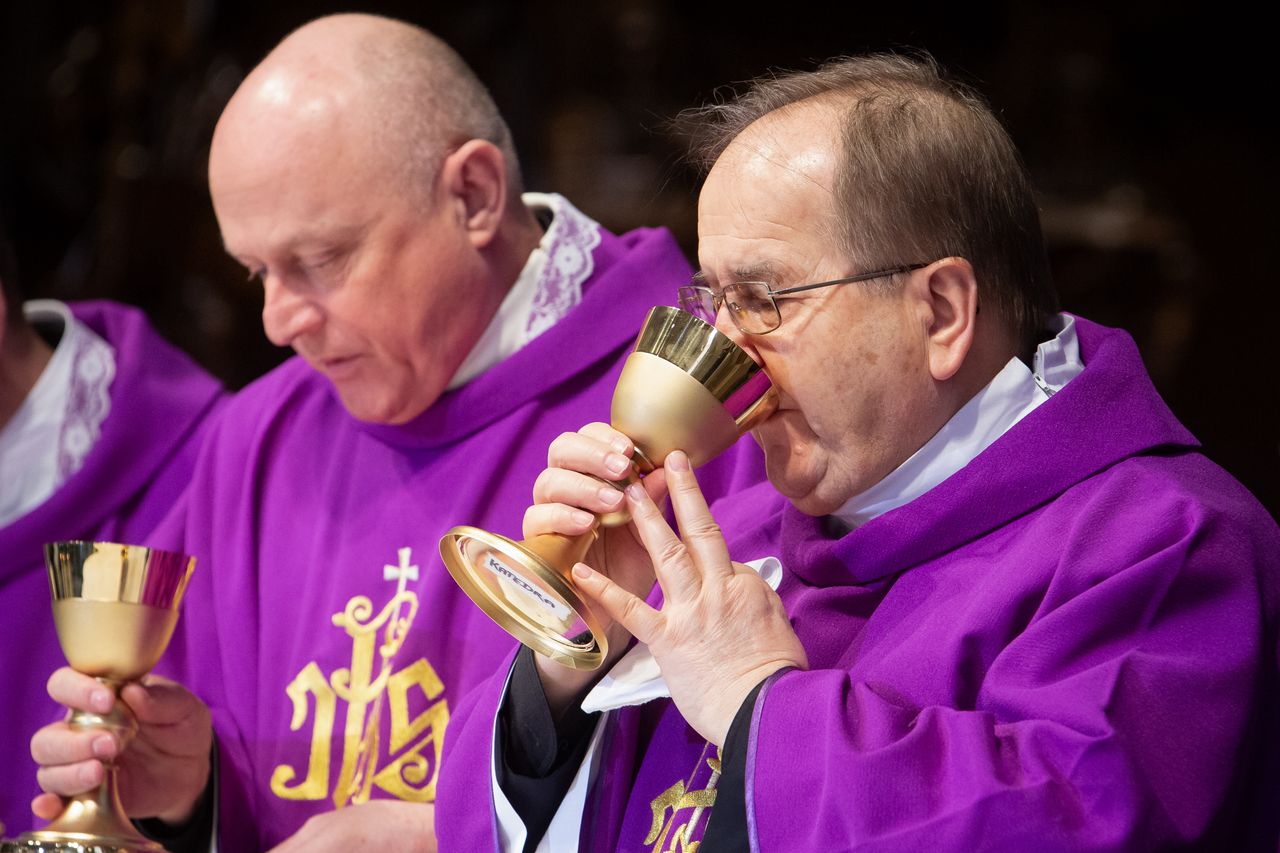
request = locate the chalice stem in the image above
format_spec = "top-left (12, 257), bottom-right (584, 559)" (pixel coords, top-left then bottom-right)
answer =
top-left (32, 683), bottom-right (161, 847)
top-left (42, 766), bottom-right (139, 839)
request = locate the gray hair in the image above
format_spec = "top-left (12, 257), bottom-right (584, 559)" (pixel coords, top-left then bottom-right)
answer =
top-left (355, 21), bottom-right (522, 202)
top-left (681, 53), bottom-right (1058, 349)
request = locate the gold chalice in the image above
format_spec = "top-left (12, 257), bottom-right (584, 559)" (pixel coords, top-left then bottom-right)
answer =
top-left (440, 306), bottom-right (776, 670)
top-left (2, 542), bottom-right (195, 853)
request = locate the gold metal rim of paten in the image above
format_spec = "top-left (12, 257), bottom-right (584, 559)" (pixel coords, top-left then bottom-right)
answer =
top-left (439, 526), bottom-right (608, 671)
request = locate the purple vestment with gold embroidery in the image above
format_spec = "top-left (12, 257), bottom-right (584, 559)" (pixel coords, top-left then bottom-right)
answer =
top-left (155, 212), bottom-right (768, 850)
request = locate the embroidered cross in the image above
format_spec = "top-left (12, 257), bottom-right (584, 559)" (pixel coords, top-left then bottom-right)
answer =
top-left (383, 547), bottom-right (419, 596)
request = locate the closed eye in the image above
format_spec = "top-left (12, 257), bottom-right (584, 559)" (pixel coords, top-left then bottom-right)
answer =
top-left (303, 252), bottom-right (341, 269)
top-left (299, 249), bottom-right (351, 286)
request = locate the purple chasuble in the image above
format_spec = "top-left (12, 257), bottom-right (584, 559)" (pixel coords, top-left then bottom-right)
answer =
top-left (156, 223), bottom-right (768, 851)
top-left (0, 301), bottom-right (224, 835)
top-left (438, 316), bottom-right (1280, 852)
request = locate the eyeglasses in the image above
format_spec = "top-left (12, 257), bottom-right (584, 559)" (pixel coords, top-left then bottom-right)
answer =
top-left (678, 263), bottom-right (932, 335)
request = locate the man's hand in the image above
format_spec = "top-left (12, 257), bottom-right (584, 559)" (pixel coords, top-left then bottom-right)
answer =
top-left (268, 801), bottom-right (436, 852)
top-left (571, 450), bottom-right (808, 746)
top-left (30, 668), bottom-right (212, 825)
top-left (523, 422), bottom-right (669, 709)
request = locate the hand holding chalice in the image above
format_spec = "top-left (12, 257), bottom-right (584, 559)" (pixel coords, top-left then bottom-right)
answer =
top-left (2, 542), bottom-right (195, 853)
top-left (440, 306), bottom-right (775, 670)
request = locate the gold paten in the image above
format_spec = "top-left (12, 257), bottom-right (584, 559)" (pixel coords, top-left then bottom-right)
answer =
top-left (2, 542), bottom-right (195, 853)
top-left (440, 307), bottom-right (777, 670)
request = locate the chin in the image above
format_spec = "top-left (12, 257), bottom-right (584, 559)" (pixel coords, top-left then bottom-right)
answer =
top-left (333, 387), bottom-right (400, 425)
top-left (762, 452), bottom-right (829, 515)
top-left (757, 420), bottom-right (818, 490)
top-left (783, 486), bottom-right (845, 518)
top-left (762, 469), bottom-right (840, 517)
top-left (331, 375), bottom-right (442, 425)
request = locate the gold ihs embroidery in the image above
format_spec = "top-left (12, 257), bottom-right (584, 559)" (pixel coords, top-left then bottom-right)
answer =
top-left (372, 659), bottom-right (449, 801)
top-left (645, 745), bottom-right (721, 853)
top-left (268, 662), bottom-right (336, 800)
top-left (269, 549), bottom-right (450, 806)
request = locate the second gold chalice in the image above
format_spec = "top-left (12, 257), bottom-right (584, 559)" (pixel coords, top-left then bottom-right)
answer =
top-left (2, 542), bottom-right (195, 853)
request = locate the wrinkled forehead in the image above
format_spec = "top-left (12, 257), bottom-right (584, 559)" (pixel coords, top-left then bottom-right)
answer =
top-left (717, 101), bottom-right (841, 180)
top-left (697, 105), bottom-right (844, 279)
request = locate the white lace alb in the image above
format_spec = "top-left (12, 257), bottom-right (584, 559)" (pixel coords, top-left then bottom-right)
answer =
top-left (0, 300), bottom-right (116, 526)
top-left (447, 193), bottom-right (602, 389)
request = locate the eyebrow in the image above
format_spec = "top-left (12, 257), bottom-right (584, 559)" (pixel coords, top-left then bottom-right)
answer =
top-left (693, 262), bottom-right (780, 285)
top-left (220, 224), bottom-right (368, 258)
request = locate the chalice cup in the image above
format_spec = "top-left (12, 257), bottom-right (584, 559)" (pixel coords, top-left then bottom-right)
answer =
top-left (2, 542), bottom-right (195, 853)
top-left (440, 306), bottom-right (776, 670)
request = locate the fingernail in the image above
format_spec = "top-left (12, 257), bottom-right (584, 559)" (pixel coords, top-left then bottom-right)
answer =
top-left (571, 510), bottom-right (595, 527)
top-left (572, 563), bottom-right (592, 579)
top-left (90, 689), bottom-right (112, 713)
top-left (80, 764), bottom-right (100, 786)
top-left (605, 454), bottom-right (630, 476)
top-left (597, 486), bottom-right (624, 506)
top-left (91, 735), bottom-right (115, 759)
top-left (611, 436), bottom-right (631, 454)
top-left (626, 482), bottom-right (646, 501)
top-left (667, 451), bottom-right (690, 472)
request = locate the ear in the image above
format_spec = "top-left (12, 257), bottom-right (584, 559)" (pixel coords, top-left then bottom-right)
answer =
top-left (918, 257), bottom-right (978, 382)
top-left (438, 139), bottom-right (508, 250)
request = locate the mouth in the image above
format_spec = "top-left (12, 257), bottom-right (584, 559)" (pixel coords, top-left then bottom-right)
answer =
top-left (315, 354), bottom-right (360, 377)
top-left (768, 390), bottom-right (797, 412)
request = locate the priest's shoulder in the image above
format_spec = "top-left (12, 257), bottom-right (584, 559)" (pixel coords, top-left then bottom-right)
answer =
top-left (605, 224), bottom-right (692, 282)
top-left (1050, 449), bottom-right (1279, 580)
top-left (612, 223), bottom-right (683, 255)
top-left (69, 299), bottom-right (211, 374)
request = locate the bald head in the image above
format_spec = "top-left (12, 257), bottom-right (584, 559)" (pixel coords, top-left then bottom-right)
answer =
top-left (206, 14), bottom-right (543, 425)
top-left (214, 13), bottom-right (520, 204)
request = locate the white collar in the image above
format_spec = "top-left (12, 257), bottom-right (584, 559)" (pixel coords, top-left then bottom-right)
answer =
top-left (0, 300), bottom-right (116, 527)
top-left (832, 313), bottom-right (1083, 531)
top-left (446, 193), bottom-right (602, 390)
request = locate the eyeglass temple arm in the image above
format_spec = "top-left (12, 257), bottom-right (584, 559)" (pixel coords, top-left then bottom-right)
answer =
top-left (769, 263), bottom-right (930, 297)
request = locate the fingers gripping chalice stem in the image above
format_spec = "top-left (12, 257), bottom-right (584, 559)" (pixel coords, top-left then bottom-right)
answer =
top-left (440, 306), bottom-right (777, 670)
top-left (2, 542), bottom-right (195, 853)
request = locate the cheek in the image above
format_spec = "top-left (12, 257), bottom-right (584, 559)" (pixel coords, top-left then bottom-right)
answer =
top-left (775, 342), bottom-right (892, 451)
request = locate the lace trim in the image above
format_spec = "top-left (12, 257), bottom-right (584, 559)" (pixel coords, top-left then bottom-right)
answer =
top-left (524, 194), bottom-right (602, 339)
top-left (58, 326), bottom-right (116, 479)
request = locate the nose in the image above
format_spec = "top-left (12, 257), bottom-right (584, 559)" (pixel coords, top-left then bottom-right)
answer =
top-left (261, 275), bottom-right (322, 347)
top-left (714, 308), bottom-right (763, 366)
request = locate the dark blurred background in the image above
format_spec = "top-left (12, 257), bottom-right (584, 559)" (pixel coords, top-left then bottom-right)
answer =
top-left (1, 0), bottom-right (1275, 516)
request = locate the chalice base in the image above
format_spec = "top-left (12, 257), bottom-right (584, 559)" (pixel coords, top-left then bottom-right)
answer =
top-left (440, 526), bottom-right (607, 670)
top-left (2, 779), bottom-right (165, 853)
top-left (3, 834), bottom-right (164, 853)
